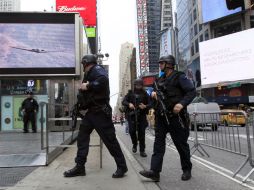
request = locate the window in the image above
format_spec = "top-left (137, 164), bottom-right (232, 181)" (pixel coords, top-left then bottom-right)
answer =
top-left (205, 29), bottom-right (209, 40)
top-left (199, 35), bottom-right (203, 42)
top-left (191, 43), bottom-right (194, 56)
top-left (193, 8), bottom-right (197, 21)
top-left (194, 24), bottom-right (198, 36)
top-left (195, 39), bottom-right (199, 53)
top-left (199, 24), bottom-right (202, 32)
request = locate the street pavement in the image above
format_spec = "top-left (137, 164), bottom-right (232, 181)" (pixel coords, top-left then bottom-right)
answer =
top-left (1, 125), bottom-right (254, 190)
top-left (115, 124), bottom-right (254, 190)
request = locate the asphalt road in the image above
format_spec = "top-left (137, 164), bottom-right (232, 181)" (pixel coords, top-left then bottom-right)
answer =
top-left (116, 124), bottom-right (254, 190)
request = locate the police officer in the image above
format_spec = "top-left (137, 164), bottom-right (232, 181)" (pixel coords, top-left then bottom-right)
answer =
top-left (139, 55), bottom-right (196, 181)
top-left (64, 54), bottom-right (128, 178)
top-left (122, 79), bottom-right (151, 157)
top-left (21, 91), bottom-right (38, 133)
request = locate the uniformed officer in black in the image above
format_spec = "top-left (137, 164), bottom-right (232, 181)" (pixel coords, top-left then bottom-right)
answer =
top-left (64, 54), bottom-right (128, 178)
top-left (21, 91), bottom-right (38, 133)
top-left (122, 79), bottom-right (151, 157)
top-left (140, 55), bottom-right (196, 181)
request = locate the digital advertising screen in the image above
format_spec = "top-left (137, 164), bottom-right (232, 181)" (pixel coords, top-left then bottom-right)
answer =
top-left (0, 12), bottom-right (81, 77)
top-left (199, 0), bottom-right (245, 23)
top-left (199, 28), bottom-right (254, 87)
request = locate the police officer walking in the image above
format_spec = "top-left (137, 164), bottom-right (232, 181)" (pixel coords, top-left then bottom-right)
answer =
top-left (21, 91), bottom-right (38, 133)
top-left (122, 79), bottom-right (151, 157)
top-left (139, 55), bottom-right (196, 181)
top-left (64, 54), bottom-right (128, 178)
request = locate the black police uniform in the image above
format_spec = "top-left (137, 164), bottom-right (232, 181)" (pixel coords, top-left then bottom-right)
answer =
top-left (21, 95), bottom-right (39, 133)
top-left (122, 89), bottom-right (151, 155)
top-left (71, 64), bottom-right (127, 177)
top-left (150, 70), bottom-right (196, 177)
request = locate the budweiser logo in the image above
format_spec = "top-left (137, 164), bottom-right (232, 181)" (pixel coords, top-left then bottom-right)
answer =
top-left (58, 5), bottom-right (86, 12)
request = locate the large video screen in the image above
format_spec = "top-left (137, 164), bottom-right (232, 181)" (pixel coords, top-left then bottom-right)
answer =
top-left (199, 28), bottom-right (254, 87)
top-left (0, 13), bottom-right (80, 76)
top-left (200, 0), bottom-right (244, 23)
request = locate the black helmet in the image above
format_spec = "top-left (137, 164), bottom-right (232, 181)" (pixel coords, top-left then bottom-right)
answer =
top-left (25, 90), bottom-right (33, 95)
top-left (134, 78), bottom-right (143, 86)
top-left (158, 55), bottom-right (176, 65)
top-left (81, 54), bottom-right (97, 65)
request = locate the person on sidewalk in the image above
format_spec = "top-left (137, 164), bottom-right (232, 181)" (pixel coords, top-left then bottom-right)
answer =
top-left (21, 91), bottom-right (38, 133)
top-left (139, 55), bottom-right (196, 182)
top-left (122, 79), bottom-right (151, 157)
top-left (64, 54), bottom-right (128, 178)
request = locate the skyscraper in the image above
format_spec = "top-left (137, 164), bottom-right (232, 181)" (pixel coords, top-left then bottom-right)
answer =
top-left (161, 0), bottom-right (173, 30)
top-left (146, 0), bottom-right (161, 73)
top-left (0, 0), bottom-right (20, 11)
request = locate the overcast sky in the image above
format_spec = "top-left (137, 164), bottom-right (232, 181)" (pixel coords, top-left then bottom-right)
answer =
top-left (20, 0), bottom-right (139, 108)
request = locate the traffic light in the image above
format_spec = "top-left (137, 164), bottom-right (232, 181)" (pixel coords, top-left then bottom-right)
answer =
top-left (226, 0), bottom-right (245, 10)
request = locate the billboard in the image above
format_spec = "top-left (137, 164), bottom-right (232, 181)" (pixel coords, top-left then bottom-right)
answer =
top-left (199, 28), bottom-right (254, 87)
top-left (56, 0), bottom-right (96, 27)
top-left (199, 0), bottom-right (245, 23)
top-left (159, 29), bottom-right (172, 57)
top-left (0, 12), bottom-right (81, 77)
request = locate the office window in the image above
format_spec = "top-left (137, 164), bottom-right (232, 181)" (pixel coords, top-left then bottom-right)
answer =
top-left (194, 24), bottom-right (198, 36)
top-left (199, 35), bottom-right (203, 42)
top-left (191, 43), bottom-right (194, 56)
top-left (205, 29), bottom-right (209, 40)
top-left (193, 8), bottom-right (197, 21)
top-left (195, 39), bottom-right (199, 53)
top-left (199, 24), bottom-right (202, 32)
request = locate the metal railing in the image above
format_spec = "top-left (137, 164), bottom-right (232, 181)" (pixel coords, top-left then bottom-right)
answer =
top-left (189, 111), bottom-right (253, 182)
top-left (39, 102), bottom-right (103, 168)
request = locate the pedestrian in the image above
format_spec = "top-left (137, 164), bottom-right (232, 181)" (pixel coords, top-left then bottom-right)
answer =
top-left (21, 91), bottom-right (39, 133)
top-left (122, 79), bottom-right (151, 157)
top-left (139, 55), bottom-right (196, 181)
top-left (120, 114), bottom-right (124, 126)
top-left (64, 54), bottom-right (128, 178)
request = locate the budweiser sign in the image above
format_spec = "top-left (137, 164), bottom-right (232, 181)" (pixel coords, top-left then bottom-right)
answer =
top-left (56, 0), bottom-right (96, 27)
top-left (57, 5), bottom-right (86, 12)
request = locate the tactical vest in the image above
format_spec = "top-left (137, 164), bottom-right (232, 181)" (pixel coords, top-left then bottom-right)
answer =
top-left (158, 71), bottom-right (184, 111)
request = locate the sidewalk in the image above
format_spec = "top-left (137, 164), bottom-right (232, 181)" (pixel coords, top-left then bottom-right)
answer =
top-left (6, 131), bottom-right (159, 190)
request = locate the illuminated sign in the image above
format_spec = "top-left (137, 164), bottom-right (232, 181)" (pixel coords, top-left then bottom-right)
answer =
top-left (56, 0), bottom-right (96, 27)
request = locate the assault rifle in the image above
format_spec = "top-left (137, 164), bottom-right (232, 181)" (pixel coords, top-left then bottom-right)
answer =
top-left (153, 81), bottom-right (170, 125)
top-left (71, 90), bottom-right (87, 141)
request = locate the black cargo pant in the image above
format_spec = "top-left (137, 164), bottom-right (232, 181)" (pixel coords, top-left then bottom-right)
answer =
top-left (150, 111), bottom-right (192, 173)
top-left (75, 110), bottom-right (127, 170)
top-left (23, 111), bottom-right (36, 132)
top-left (127, 113), bottom-right (148, 152)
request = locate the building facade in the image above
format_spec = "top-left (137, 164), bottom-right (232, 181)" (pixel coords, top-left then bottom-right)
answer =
top-left (146, 0), bottom-right (162, 73)
top-left (176, 0), bottom-right (254, 108)
top-left (0, 0), bottom-right (20, 11)
top-left (114, 42), bottom-right (135, 116)
top-left (161, 0), bottom-right (173, 30)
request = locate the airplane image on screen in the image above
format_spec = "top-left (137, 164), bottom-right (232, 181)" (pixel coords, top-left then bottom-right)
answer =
top-left (10, 46), bottom-right (66, 53)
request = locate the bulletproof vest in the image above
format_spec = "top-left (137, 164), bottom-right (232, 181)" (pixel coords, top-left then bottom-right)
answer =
top-left (158, 71), bottom-right (184, 110)
top-left (81, 65), bottom-right (110, 108)
top-left (128, 90), bottom-right (148, 115)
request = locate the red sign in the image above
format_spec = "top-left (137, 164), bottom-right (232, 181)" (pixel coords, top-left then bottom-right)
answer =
top-left (142, 76), bottom-right (156, 86)
top-left (56, 0), bottom-right (96, 27)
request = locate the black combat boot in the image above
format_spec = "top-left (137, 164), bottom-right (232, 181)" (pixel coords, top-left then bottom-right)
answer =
top-left (132, 145), bottom-right (137, 153)
top-left (63, 165), bottom-right (86, 177)
top-left (140, 152), bottom-right (147, 157)
top-left (139, 170), bottom-right (160, 182)
top-left (112, 167), bottom-right (128, 178)
top-left (181, 170), bottom-right (191, 181)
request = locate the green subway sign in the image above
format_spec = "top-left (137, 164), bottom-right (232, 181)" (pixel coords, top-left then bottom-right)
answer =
top-left (85, 28), bottom-right (96, 38)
